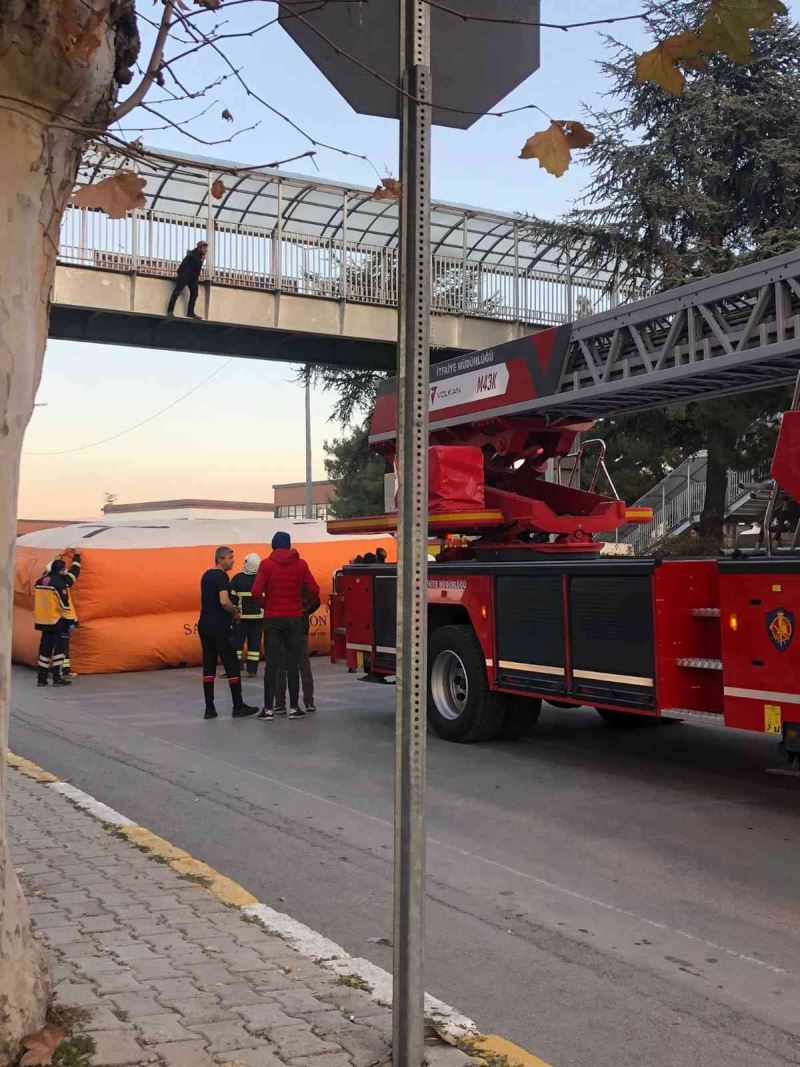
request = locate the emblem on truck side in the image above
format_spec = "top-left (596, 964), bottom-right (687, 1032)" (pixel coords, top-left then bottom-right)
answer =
top-left (766, 607), bottom-right (794, 651)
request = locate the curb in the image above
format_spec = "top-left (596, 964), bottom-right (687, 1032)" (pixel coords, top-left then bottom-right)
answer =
top-left (8, 750), bottom-right (552, 1066)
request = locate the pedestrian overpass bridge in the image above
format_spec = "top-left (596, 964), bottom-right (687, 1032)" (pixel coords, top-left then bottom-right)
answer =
top-left (52, 148), bottom-right (621, 369)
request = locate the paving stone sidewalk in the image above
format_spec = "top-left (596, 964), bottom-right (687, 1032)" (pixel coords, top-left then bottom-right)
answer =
top-left (7, 768), bottom-right (471, 1067)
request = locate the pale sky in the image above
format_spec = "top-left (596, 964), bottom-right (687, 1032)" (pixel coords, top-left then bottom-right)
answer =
top-left (19, 1), bottom-right (799, 518)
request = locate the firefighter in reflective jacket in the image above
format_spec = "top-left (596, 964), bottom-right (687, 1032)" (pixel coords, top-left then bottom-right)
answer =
top-left (34, 550), bottom-right (81, 686)
top-left (230, 552), bottom-right (263, 676)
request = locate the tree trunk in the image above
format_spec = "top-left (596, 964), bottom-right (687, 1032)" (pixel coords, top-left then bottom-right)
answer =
top-left (699, 445), bottom-right (727, 548)
top-left (0, 1), bottom-right (126, 1055)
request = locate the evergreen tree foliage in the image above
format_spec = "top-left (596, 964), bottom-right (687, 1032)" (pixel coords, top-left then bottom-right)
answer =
top-left (529, 0), bottom-right (800, 543)
top-left (324, 423), bottom-right (387, 518)
top-left (302, 365), bottom-right (385, 427)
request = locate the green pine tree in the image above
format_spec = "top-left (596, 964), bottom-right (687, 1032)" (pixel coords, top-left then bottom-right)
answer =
top-left (531, 0), bottom-right (800, 544)
top-left (324, 423), bottom-right (387, 518)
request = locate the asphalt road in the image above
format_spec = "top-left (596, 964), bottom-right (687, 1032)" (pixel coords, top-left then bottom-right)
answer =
top-left (10, 661), bottom-right (800, 1067)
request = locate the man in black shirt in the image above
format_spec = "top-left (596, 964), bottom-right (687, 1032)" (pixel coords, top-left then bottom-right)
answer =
top-left (167, 241), bottom-right (207, 320)
top-left (199, 546), bottom-right (257, 720)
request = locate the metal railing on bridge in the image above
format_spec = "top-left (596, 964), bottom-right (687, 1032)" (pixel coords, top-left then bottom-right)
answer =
top-left (60, 148), bottom-right (633, 327)
top-left (58, 205), bottom-right (621, 326)
top-left (620, 456), bottom-right (768, 554)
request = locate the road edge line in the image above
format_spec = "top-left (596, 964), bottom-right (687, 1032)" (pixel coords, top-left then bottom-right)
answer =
top-left (7, 751), bottom-right (552, 1063)
top-left (472, 1036), bottom-right (553, 1067)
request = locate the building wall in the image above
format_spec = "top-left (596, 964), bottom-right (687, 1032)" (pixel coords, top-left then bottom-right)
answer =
top-left (273, 481), bottom-right (335, 507)
top-left (100, 507), bottom-right (275, 522)
top-left (273, 481), bottom-right (336, 520)
top-left (17, 519), bottom-right (79, 537)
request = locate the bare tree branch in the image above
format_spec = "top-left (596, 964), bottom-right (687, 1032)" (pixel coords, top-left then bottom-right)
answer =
top-left (138, 100), bottom-right (260, 145)
top-left (118, 96), bottom-right (222, 132)
top-left (170, 4), bottom-right (382, 175)
top-left (422, 2), bottom-right (647, 32)
top-left (114, 0), bottom-right (176, 121)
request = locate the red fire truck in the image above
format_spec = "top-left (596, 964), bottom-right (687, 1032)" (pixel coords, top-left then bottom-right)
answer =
top-left (327, 262), bottom-right (800, 762)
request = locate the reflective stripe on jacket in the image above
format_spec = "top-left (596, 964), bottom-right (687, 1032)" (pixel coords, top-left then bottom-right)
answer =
top-left (34, 556), bottom-right (81, 630)
top-left (230, 572), bottom-right (264, 619)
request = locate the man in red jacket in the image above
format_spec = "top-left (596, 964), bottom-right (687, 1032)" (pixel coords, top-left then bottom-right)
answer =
top-left (252, 531), bottom-right (320, 721)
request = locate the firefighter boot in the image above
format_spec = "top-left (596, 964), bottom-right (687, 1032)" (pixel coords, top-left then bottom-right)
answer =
top-left (37, 669), bottom-right (49, 687)
top-left (52, 668), bottom-right (72, 687)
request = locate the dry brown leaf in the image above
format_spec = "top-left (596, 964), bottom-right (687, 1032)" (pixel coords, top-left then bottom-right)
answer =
top-left (681, 54), bottom-right (709, 72)
top-left (519, 120), bottom-right (594, 178)
top-left (700, 0), bottom-right (787, 63)
top-left (520, 124), bottom-right (570, 176)
top-left (558, 120), bottom-right (595, 149)
top-left (195, 0), bottom-right (222, 9)
top-left (635, 31), bottom-right (704, 95)
top-left (371, 177), bottom-right (402, 201)
top-left (211, 178), bottom-right (226, 199)
top-left (20, 1024), bottom-right (65, 1066)
top-left (72, 170), bottom-right (147, 219)
top-left (221, 108), bottom-right (233, 122)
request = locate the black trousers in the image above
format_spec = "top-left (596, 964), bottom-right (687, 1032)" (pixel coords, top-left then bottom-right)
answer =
top-left (199, 623), bottom-right (243, 708)
top-left (232, 618), bottom-right (263, 674)
top-left (58, 620), bottom-right (72, 671)
top-left (167, 278), bottom-right (199, 315)
top-left (37, 630), bottom-right (58, 679)
top-left (263, 617), bottom-right (303, 710)
top-left (276, 631), bottom-right (314, 707)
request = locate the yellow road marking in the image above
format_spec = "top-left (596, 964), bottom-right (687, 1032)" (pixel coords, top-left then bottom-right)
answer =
top-left (7, 751), bottom-right (59, 783)
top-left (6, 752), bottom-right (256, 907)
top-left (121, 826), bottom-right (258, 907)
top-left (473, 1035), bottom-right (553, 1067)
top-left (7, 754), bottom-right (550, 1065)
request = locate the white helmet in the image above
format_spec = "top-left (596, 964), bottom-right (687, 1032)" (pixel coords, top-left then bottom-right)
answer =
top-left (243, 552), bottom-right (261, 575)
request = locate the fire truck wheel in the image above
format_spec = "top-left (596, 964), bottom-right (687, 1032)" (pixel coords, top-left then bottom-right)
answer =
top-left (596, 708), bottom-right (652, 729)
top-left (428, 625), bottom-right (506, 742)
top-left (500, 696), bottom-right (542, 739)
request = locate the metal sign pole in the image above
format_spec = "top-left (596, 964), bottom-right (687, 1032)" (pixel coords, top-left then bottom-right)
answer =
top-left (393, 0), bottom-right (431, 1065)
top-left (305, 372), bottom-right (314, 520)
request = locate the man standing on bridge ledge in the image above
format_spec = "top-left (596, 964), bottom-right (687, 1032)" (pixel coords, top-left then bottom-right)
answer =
top-left (167, 240), bottom-right (207, 320)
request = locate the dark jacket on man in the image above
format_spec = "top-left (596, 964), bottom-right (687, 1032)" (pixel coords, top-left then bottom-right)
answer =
top-left (177, 248), bottom-right (205, 283)
top-left (300, 588), bottom-right (321, 635)
top-left (230, 570), bottom-right (264, 620)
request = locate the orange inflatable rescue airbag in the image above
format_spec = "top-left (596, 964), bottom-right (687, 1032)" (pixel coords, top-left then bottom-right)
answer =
top-left (13, 522), bottom-right (392, 675)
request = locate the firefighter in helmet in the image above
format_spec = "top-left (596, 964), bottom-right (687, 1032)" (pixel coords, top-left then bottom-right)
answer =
top-left (230, 552), bottom-right (263, 676)
top-left (34, 549), bottom-right (81, 686)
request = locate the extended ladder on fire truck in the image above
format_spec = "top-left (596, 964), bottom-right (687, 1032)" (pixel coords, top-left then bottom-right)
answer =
top-left (330, 247), bottom-right (800, 548)
top-left (518, 246), bottom-right (800, 421)
top-left (328, 249), bottom-right (800, 757)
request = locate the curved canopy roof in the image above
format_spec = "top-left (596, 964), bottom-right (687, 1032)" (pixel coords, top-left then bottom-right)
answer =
top-left (79, 146), bottom-right (572, 276)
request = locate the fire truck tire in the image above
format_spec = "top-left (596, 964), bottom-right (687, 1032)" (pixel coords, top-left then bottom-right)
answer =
top-left (596, 708), bottom-right (652, 728)
top-left (428, 625), bottom-right (506, 742)
top-left (500, 696), bottom-right (542, 739)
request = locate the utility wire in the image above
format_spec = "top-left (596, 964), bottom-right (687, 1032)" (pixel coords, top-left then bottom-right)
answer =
top-left (24, 357), bottom-right (234, 456)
